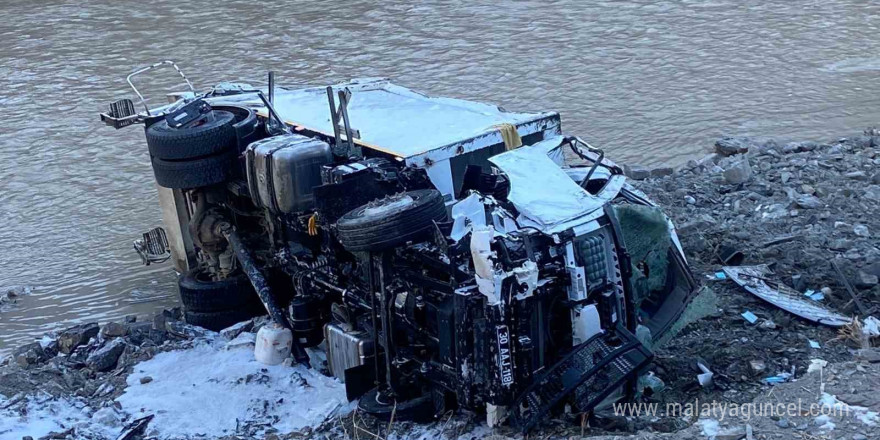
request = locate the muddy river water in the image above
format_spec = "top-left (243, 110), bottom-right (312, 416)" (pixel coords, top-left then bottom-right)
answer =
top-left (2, 0), bottom-right (880, 353)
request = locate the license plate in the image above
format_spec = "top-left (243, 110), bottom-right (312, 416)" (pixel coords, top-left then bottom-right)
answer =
top-left (496, 325), bottom-right (514, 387)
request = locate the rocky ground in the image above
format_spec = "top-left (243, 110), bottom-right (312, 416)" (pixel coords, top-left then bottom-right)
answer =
top-left (2, 133), bottom-right (880, 440)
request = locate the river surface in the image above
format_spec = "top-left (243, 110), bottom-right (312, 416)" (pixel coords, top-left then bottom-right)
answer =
top-left (2, 0), bottom-right (880, 354)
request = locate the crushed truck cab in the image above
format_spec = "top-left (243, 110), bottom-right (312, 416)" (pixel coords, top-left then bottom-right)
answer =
top-left (102, 64), bottom-right (698, 432)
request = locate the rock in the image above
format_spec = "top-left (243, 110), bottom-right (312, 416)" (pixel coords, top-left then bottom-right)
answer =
top-left (749, 360), bottom-right (766, 374)
top-left (776, 418), bottom-right (790, 429)
top-left (856, 348), bottom-right (880, 363)
top-left (677, 214), bottom-right (716, 236)
top-left (715, 426), bottom-right (746, 440)
top-left (715, 137), bottom-right (752, 156)
top-left (139, 376), bottom-right (153, 384)
top-left (853, 224), bottom-right (870, 237)
top-left (650, 167), bottom-right (674, 178)
top-left (853, 434), bottom-right (868, 440)
top-left (845, 171), bottom-right (868, 180)
top-left (800, 184), bottom-right (815, 194)
top-left (685, 195), bottom-right (697, 205)
top-left (791, 274), bottom-right (806, 292)
top-left (92, 407), bottom-right (122, 427)
top-left (872, 172), bottom-right (880, 184)
top-left (220, 319), bottom-right (256, 340)
top-left (780, 171), bottom-right (792, 184)
top-left (837, 394), bottom-right (878, 408)
top-left (127, 322), bottom-right (167, 346)
top-left (855, 271), bottom-right (879, 289)
top-left (85, 338), bottom-right (126, 372)
top-left (829, 239), bottom-right (853, 251)
top-left (13, 342), bottom-right (48, 367)
top-left (723, 159), bottom-right (752, 185)
top-left (57, 323), bottom-right (100, 354)
top-left (100, 322), bottom-right (127, 338)
top-left (863, 262), bottom-right (880, 279)
top-left (623, 164), bottom-right (651, 180)
top-left (124, 315), bottom-right (137, 323)
top-left (795, 195), bottom-right (823, 209)
top-left (758, 320), bottom-right (777, 330)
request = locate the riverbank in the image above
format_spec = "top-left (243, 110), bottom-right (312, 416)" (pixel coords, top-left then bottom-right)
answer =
top-left (2, 133), bottom-right (879, 440)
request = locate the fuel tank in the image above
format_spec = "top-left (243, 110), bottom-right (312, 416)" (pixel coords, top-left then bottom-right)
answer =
top-left (245, 134), bottom-right (332, 214)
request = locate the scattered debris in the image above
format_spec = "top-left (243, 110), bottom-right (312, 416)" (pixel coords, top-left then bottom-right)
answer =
top-left (741, 310), bottom-right (758, 324)
top-left (723, 265), bottom-right (851, 326)
top-left (697, 362), bottom-right (714, 387)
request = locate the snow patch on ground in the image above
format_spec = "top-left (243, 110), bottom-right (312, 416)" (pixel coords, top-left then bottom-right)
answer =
top-left (0, 393), bottom-right (117, 440)
top-left (819, 392), bottom-right (879, 427)
top-left (116, 338), bottom-right (349, 439)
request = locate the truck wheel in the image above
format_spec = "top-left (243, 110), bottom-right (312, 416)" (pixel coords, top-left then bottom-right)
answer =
top-left (178, 269), bottom-right (260, 313)
top-left (184, 308), bottom-right (263, 332)
top-left (358, 387), bottom-right (434, 423)
top-left (336, 189), bottom-right (447, 252)
top-left (146, 110), bottom-right (237, 160)
top-left (151, 151), bottom-right (237, 189)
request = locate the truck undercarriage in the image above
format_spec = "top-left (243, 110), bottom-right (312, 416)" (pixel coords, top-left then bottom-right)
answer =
top-left (101, 62), bottom-right (698, 432)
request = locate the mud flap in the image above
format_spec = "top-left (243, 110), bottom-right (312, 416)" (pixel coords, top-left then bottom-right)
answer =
top-left (509, 325), bottom-right (653, 433)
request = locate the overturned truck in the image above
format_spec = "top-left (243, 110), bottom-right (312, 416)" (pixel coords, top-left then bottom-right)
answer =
top-left (101, 62), bottom-right (698, 432)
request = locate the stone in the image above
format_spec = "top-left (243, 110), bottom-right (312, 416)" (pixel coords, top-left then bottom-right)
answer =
top-left (13, 343), bottom-right (48, 367)
top-left (853, 224), bottom-right (870, 237)
top-left (100, 322), bottom-right (127, 338)
top-left (57, 323), bottom-right (100, 354)
top-left (800, 184), bottom-right (815, 194)
top-left (856, 348), bottom-right (880, 363)
top-left (791, 274), bottom-right (806, 292)
top-left (125, 315), bottom-right (137, 323)
top-left (86, 338), bottom-right (126, 372)
top-left (837, 394), bottom-right (878, 408)
top-left (780, 171), bottom-right (792, 183)
top-left (127, 322), bottom-right (167, 346)
top-left (776, 418), bottom-right (790, 429)
top-left (855, 271), bottom-right (879, 289)
top-left (715, 136), bottom-right (752, 156)
top-left (139, 376), bottom-right (153, 384)
top-left (795, 195), bottom-right (823, 209)
top-left (723, 159), bottom-right (752, 185)
top-left (872, 172), bottom-right (880, 184)
top-left (91, 407), bottom-right (122, 427)
top-left (677, 214), bottom-right (716, 236)
top-left (650, 167), bottom-right (674, 178)
top-left (829, 239), bottom-right (853, 251)
top-left (623, 164), bottom-right (651, 180)
top-left (845, 171), bottom-right (868, 180)
top-left (220, 319), bottom-right (256, 340)
top-left (685, 195), bottom-right (697, 205)
top-left (749, 360), bottom-right (766, 374)
top-left (863, 262), bottom-right (880, 278)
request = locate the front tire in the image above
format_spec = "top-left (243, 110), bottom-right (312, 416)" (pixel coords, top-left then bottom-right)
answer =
top-left (336, 189), bottom-right (447, 252)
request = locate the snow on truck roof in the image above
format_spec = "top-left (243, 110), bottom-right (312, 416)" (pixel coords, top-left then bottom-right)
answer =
top-left (208, 78), bottom-right (560, 161)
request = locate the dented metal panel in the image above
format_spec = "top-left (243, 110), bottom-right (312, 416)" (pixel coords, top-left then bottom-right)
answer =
top-left (723, 265), bottom-right (851, 327)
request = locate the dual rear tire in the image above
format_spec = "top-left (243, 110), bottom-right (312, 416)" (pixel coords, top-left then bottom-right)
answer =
top-left (178, 268), bottom-right (266, 331)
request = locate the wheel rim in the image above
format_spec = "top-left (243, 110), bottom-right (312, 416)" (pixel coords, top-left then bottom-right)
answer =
top-left (363, 194), bottom-right (415, 217)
